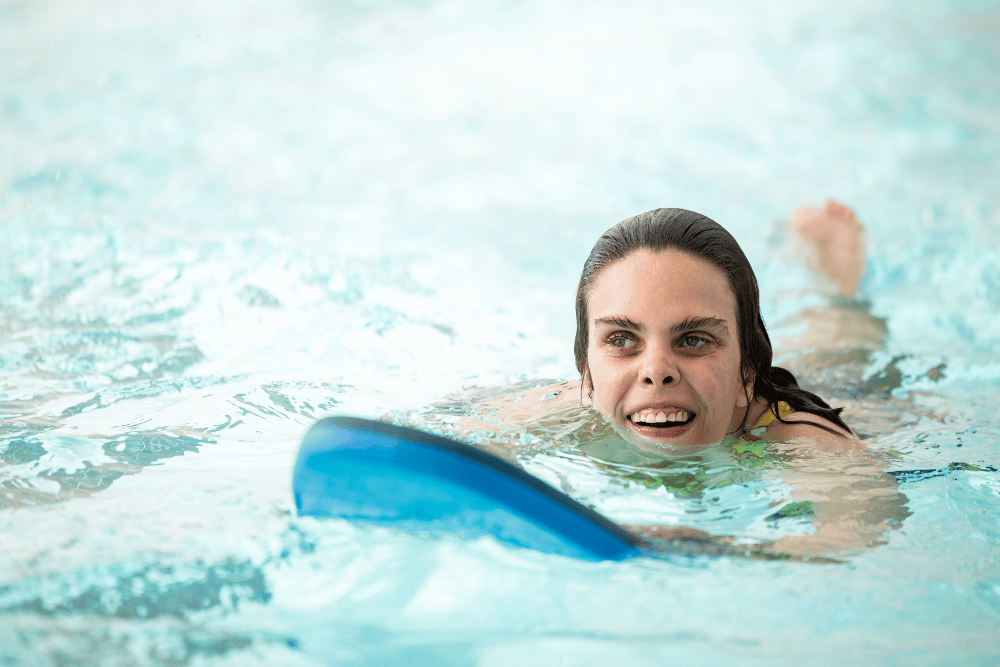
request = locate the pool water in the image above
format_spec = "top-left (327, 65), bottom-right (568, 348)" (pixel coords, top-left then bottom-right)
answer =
top-left (2, 0), bottom-right (1000, 664)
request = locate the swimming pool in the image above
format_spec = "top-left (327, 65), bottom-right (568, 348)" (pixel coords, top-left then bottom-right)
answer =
top-left (2, 0), bottom-right (999, 664)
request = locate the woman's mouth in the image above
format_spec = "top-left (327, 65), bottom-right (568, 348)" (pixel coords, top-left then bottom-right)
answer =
top-left (627, 409), bottom-right (696, 429)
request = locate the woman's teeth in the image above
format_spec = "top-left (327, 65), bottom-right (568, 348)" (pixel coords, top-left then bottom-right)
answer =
top-left (629, 409), bottom-right (690, 425)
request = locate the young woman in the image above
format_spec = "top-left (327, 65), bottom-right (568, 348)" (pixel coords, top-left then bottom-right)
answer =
top-left (574, 206), bottom-right (862, 454)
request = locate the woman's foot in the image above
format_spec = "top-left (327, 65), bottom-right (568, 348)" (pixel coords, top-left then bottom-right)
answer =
top-left (789, 200), bottom-right (866, 295)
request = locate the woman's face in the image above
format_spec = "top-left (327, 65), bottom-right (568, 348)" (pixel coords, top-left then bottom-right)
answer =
top-left (584, 248), bottom-right (751, 453)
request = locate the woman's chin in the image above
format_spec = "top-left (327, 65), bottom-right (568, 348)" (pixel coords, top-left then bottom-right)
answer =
top-left (606, 416), bottom-right (715, 455)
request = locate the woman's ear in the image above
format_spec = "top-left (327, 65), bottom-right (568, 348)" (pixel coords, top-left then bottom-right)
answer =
top-left (580, 367), bottom-right (594, 407)
top-left (737, 370), bottom-right (755, 408)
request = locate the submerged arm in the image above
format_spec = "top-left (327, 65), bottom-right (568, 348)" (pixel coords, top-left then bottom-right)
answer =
top-left (768, 440), bottom-right (910, 556)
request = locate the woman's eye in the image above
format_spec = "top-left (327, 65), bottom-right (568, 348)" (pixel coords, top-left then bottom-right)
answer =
top-left (680, 334), bottom-right (709, 348)
top-left (608, 335), bottom-right (635, 349)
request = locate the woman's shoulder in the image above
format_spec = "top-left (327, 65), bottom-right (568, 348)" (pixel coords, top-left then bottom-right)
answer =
top-left (762, 403), bottom-right (865, 452)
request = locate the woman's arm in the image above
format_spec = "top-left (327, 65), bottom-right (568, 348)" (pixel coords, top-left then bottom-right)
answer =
top-left (770, 453), bottom-right (910, 556)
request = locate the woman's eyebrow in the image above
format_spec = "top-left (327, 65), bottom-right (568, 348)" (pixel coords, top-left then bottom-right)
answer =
top-left (671, 316), bottom-right (730, 337)
top-left (593, 315), bottom-right (644, 332)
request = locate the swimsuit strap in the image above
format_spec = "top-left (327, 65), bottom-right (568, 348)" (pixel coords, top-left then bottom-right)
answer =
top-left (751, 401), bottom-right (794, 430)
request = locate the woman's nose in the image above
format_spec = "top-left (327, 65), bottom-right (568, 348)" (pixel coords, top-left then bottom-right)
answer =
top-left (640, 348), bottom-right (678, 386)
top-left (644, 372), bottom-right (675, 386)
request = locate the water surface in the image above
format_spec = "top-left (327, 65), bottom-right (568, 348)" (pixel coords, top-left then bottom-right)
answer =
top-left (2, 0), bottom-right (999, 664)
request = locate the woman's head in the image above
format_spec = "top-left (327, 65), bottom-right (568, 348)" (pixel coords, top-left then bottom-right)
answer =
top-left (574, 208), bottom-right (774, 451)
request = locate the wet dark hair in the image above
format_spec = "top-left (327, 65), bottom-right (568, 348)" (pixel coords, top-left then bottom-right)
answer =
top-left (574, 208), bottom-right (852, 437)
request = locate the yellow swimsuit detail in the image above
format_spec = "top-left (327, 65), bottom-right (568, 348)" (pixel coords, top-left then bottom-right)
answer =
top-left (751, 401), bottom-right (794, 430)
top-left (732, 401), bottom-right (794, 459)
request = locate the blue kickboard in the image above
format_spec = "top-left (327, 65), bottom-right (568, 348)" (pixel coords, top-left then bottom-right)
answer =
top-left (292, 416), bottom-right (644, 561)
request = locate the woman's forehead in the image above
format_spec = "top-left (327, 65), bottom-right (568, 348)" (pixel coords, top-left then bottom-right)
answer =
top-left (588, 248), bottom-right (737, 323)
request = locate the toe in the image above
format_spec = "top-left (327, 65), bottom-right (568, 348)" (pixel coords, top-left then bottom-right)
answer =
top-left (790, 206), bottom-right (831, 240)
top-left (824, 199), bottom-right (859, 224)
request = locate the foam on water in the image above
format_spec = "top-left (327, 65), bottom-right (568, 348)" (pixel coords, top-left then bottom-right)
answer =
top-left (2, 0), bottom-right (1000, 664)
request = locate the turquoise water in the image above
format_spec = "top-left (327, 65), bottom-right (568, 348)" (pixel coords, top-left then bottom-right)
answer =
top-left (2, 0), bottom-right (1000, 664)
